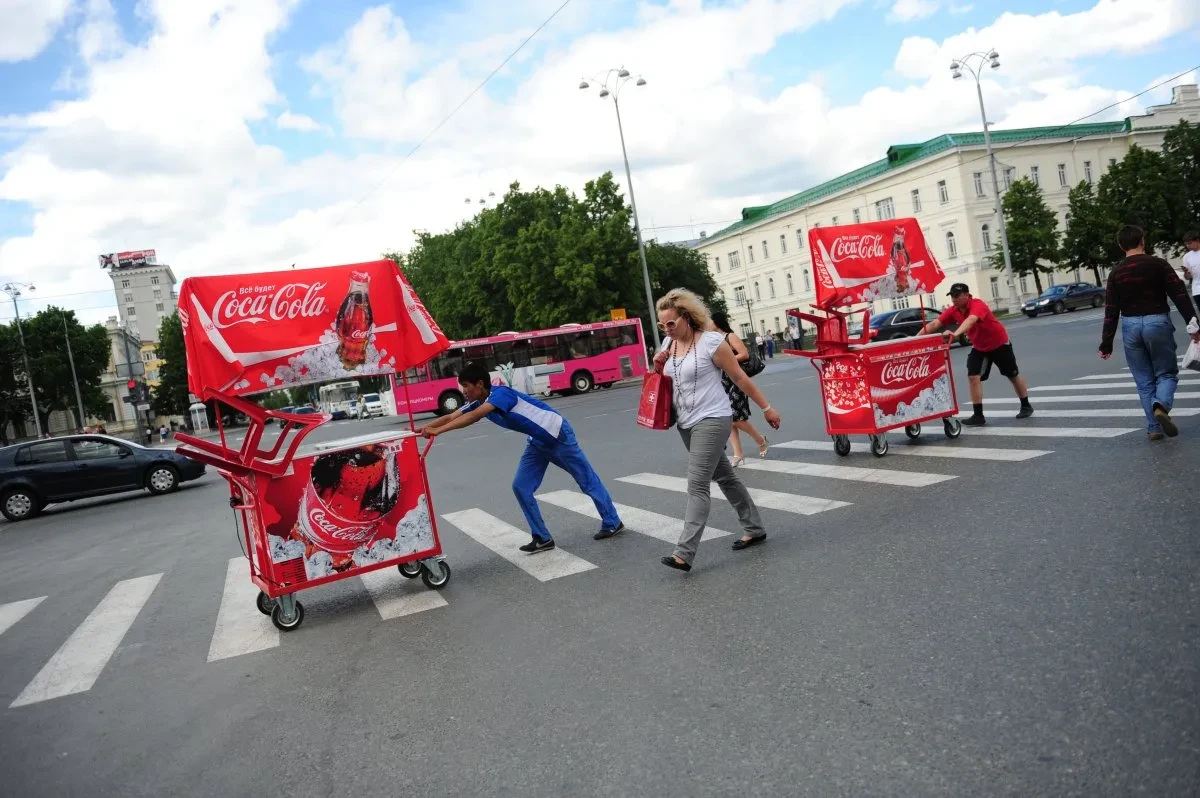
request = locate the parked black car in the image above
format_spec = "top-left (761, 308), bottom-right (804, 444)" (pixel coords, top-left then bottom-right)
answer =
top-left (849, 306), bottom-right (968, 347)
top-left (1022, 282), bottom-right (1105, 317)
top-left (0, 435), bottom-right (206, 522)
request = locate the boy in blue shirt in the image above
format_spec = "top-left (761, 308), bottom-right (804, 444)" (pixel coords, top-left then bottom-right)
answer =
top-left (418, 362), bottom-right (624, 553)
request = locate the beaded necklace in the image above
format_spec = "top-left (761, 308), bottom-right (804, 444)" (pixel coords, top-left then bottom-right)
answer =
top-left (669, 332), bottom-right (700, 416)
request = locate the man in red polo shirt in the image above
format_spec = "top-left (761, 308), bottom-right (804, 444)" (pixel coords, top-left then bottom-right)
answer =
top-left (920, 283), bottom-right (1033, 426)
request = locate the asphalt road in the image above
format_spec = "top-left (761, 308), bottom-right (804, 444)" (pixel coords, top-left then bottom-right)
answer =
top-left (1, 307), bottom-right (1198, 797)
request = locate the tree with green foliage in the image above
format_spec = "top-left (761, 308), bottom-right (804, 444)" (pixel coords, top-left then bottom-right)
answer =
top-left (1061, 180), bottom-right (1118, 286)
top-left (389, 172), bottom-right (723, 347)
top-left (1097, 145), bottom-right (1181, 255)
top-left (22, 308), bottom-right (110, 430)
top-left (0, 323), bottom-right (30, 443)
top-left (151, 312), bottom-right (190, 418)
top-left (1161, 119), bottom-right (1200, 242)
top-left (991, 177), bottom-right (1059, 295)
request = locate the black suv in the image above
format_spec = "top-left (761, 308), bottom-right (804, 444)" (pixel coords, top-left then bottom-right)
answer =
top-left (0, 435), bottom-right (206, 522)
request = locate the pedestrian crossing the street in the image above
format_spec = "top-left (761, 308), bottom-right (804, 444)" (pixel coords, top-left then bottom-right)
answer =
top-left (3, 364), bottom-right (1198, 708)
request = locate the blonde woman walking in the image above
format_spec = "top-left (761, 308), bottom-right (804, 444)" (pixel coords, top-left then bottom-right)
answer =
top-left (710, 311), bottom-right (769, 466)
top-left (653, 289), bottom-right (782, 572)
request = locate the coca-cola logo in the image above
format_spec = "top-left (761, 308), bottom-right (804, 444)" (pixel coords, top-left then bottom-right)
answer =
top-left (211, 283), bottom-right (329, 328)
top-left (828, 234), bottom-right (885, 263)
top-left (309, 507), bottom-right (375, 542)
top-left (815, 261), bottom-right (835, 290)
top-left (879, 355), bottom-right (931, 386)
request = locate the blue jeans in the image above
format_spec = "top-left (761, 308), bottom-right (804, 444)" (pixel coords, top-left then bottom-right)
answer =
top-left (512, 425), bottom-right (621, 541)
top-left (1121, 313), bottom-right (1179, 433)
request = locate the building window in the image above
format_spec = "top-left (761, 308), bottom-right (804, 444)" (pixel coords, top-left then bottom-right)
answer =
top-left (981, 224), bottom-right (992, 251)
top-left (768, 277), bottom-right (776, 298)
top-left (1030, 165), bottom-right (1040, 188)
top-left (973, 172), bottom-right (984, 197)
top-left (754, 281), bottom-right (761, 302)
top-left (153, 289), bottom-right (162, 299)
top-left (937, 180), bottom-right (949, 204)
top-left (786, 273), bottom-right (794, 295)
top-left (151, 276), bottom-right (160, 285)
top-left (990, 276), bottom-right (1000, 300)
top-left (779, 234), bottom-right (787, 255)
top-left (1019, 274), bottom-right (1029, 293)
top-left (853, 208), bottom-right (862, 223)
top-left (911, 189), bottom-right (922, 213)
top-left (729, 251), bottom-right (741, 269)
top-left (142, 351), bottom-right (153, 362)
top-left (803, 270), bottom-right (811, 291)
top-left (124, 292), bottom-right (133, 303)
top-left (796, 229), bottom-right (803, 250)
top-left (1108, 158), bottom-right (1117, 168)
top-left (714, 255), bottom-right (721, 273)
top-left (155, 302), bottom-right (165, 312)
top-left (733, 285), bottom-right (747, 306)
top-left (945, 232), bottom-right (958, 259)
top-left (121, 280), bottom-right (130, 288)
top-left (831, 215), bottom-right (839, 226)
top-left (1084, 161), bottom-right (1093, 184)
top-left (762, 240), bottom-right (769, 259)
top-left (890, 296), bottom-right (910, 310)
top-left (1004, 168), bottom-right (1014, 190)
top-left (875, 197), bottom-right (895, 220)
top-left (740, 322), bottom-right (752, 338)
top-left (773, 316), bottom-right (780, 333)
top-left (747, 245), bottom-right (755, 264)
top-left (1057, 163), bottom-right (1067, 187)
top-left (126, 306), bottom-right (136, 317)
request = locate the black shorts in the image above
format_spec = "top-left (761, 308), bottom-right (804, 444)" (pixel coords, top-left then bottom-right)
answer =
top-left (967, 342), bottom-right (1019, 381)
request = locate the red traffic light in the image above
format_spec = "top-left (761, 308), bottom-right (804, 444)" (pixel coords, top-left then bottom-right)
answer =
top-left (127, 380), bottom-right (137, 390)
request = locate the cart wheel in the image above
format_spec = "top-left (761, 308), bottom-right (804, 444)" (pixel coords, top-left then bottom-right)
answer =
top-left (869, 435), bottom-right (889, 457)
top-left (397, 561), bottom-right (422, 579)
top-left (271, 600), bottom-right (304, 631)
top-left (421, 560), bottom-right (451, 590)
top-left (904, 424), bottom-right (921, 440)
top-left (943, 417), bottom-right (963, 439)
top-left (256, 591), bottom-right (275, 616)
top-left (832, 435), bottom-right (851, 457)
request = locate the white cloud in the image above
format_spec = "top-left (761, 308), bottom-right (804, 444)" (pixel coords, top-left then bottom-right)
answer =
top-left (276, 111), bottom-right (323, 132)
top-left (888, 0), bottom-right (940, 23)
top-left (0, 0), bottom-right (1198, 328)
top-left (0, 0), bottom-right (73, 61)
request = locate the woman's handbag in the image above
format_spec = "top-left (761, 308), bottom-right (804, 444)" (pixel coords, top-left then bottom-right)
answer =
top-left (740, 337), bottom-right (765, 377)
top-left (636, 371), bottom-right (676, 430)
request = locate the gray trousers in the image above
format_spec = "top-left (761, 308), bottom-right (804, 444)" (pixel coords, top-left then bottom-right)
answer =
top-left (675, 416), bottom-right (766, 564)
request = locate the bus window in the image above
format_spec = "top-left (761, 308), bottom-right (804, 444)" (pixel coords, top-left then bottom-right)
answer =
top-left (463, 344), bottom-right (494, 370)
top-left (503, 340), bottom-right (532, 368)
top-left (400, 365), bottom-right (429, 384)
top-left (593, 327), bottom-right (624, 354)
top-left (567, 333), bottom-right (591, 359)
top-left (432, 350), bottom-right (463, 379)
top-left (529, 335), bottom-right (557, 365)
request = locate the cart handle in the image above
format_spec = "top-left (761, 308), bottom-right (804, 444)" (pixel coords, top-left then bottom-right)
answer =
top-left (421, 436), bottom-right (435, 459)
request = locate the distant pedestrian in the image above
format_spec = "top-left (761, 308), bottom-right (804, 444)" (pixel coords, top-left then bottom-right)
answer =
top-left (1182, 231), bottom-right (1200, 316)
top-left (159, 424), bottom-right (168, 443)
top-left (765, 331), bottom-right (775, 358)
top-left (1099, 225), bottom-right (1199, 440)
top-left (755, 332), bottom-right (765, 360)
top-left (654, 289), bottom-right (781, 572)
top-left (920, 283), bottom-right (1033, 426)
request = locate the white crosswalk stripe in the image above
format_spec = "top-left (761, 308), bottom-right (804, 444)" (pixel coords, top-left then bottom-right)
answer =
top-left (0, 597), bottom-right (45, 637)
top-left (11, 574), bottom-right (162, 708)
top-left (538, 489), bottom-right (730, 542)
top-left (959, 425), bottom-right (1136, 438)
top-left (1030, 381), bottom-right (1139, 391)
top-left (985, 392), bottom-right (1200, 404)
top-left (773, 439), bottom-right (1049, 461)
top-left (615, 472), bottom-right (851, 516)
top-left (735, 457), bottom-right (955, 487)
top-left (959, 408), bottom-right (1200, 418)
top-left (441, 509), bottom-right (597, 581)
top-left (208, 558), bottom-right (279, 663)
top-left (359, 568), bottom-right (448, 620)
top-left (1075, 373), bottom-right (1200, 381)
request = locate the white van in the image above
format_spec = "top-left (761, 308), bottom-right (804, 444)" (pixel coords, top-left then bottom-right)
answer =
top-left (359, 393), bottom-right (385, 419)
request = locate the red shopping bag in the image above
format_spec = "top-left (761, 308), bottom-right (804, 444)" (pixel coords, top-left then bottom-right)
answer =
top-left (636, 372), bottom-right (675, 430)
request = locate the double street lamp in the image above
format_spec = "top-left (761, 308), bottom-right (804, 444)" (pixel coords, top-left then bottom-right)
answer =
top-left (578, 67), bottom-right (659, 349)
top-left (951, 49), bottom-right (1021, 312)
top-left (1, 282), bottom-right (43, 438)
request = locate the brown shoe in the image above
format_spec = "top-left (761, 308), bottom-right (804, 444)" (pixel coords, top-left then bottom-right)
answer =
top-left (1148, 432), bottom-right (1165, 441)
top-left (1153, 405), bottom-right (1178, 437)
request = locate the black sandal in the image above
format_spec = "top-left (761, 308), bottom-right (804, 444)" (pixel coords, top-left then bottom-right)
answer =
top-left (660, 556), bottom-right (692, 572)
top-left (731, 534), bottom-right (767, 551)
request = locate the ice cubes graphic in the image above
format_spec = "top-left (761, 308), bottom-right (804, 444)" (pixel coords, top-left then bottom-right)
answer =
top-left (267, 323), bottom-right (395, 387)
top-left (858, 275), bottom-right (927, 304)
top-left (304, 550), bottom-right (335, 580)
top-left (350, 495), bottom-right (435, 568)
top-left (872, 373), bottom-right (953, 427)
top-left (268, 534), bottom-right (305, 563)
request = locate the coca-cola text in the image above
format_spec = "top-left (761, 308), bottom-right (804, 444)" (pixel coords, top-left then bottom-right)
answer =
top-left (828, 234), bottom-right (886, 263)
top-left (879, 355), bottom-right (931, 386)
top-left (212, 283), bottom-right (329, 328)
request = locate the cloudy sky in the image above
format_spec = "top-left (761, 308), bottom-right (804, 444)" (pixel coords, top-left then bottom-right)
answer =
top-left (1, 0), bottom-right (1197, 326)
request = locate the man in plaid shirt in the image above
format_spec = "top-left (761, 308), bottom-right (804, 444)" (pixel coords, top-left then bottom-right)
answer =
top-left (1099, 225), bottom-right (1200, 440)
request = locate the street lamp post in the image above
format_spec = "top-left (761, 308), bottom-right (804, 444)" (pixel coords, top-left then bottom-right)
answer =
top-left (951, 50), bottom-right (1021, 312)
top-left (1, 282), bottom-right (43, 438)
top-left (579, 67), bottom-right (659, 349)
top-left (58, 309), bottom-right (87, 431)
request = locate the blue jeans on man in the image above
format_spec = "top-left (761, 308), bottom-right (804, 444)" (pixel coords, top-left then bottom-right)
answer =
top-left (1122, 313), bottom-right (1179, 434)
top-left (512, 424), bottom-right (621, 542)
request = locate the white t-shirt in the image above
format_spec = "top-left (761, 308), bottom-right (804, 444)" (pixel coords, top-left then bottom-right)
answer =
top-left (661, 331), bottom-right (734, 430)
top-left (1183, 250), bottom-right (1200, 295)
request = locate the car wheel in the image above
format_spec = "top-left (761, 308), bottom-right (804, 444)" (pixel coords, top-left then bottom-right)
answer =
top-left (147, 465), bottom-right (179, 495)
top-left (1024, 311), bottom-right (1037, 318)
top-left (1091, 296), bottom-right (1102, 308)
top-left (1052, 301), bottom-right (1065, 314)
top-left (1, 487), bottom-right (40, 522)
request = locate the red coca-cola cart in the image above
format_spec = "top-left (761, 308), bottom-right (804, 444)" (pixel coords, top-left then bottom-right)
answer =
top-left (786, 218), bottom-right (963, 457)
top-left (172, 259), bottom-right (453, 631)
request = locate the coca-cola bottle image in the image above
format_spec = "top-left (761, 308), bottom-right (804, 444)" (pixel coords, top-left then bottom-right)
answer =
top-left (335, 272), bottom-right (374, 369)
top-left (890, 227), bottom-right (912, 292)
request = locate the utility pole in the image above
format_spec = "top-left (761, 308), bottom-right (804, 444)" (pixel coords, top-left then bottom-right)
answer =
top-left (2, 282), bottom-right (42, 438)
top-left (60, 310), bottom-right (86, 430)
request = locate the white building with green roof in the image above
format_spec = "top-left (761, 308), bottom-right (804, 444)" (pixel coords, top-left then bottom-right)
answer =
top-left (693, 84), bottom-right (1200, 341)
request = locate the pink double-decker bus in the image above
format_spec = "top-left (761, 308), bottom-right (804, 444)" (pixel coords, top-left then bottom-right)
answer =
top-left (391, 318), bottom-right (648, 416)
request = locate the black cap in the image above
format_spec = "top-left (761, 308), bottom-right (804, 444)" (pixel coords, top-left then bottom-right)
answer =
top-left (947, 283), bottom-right (970, 297)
